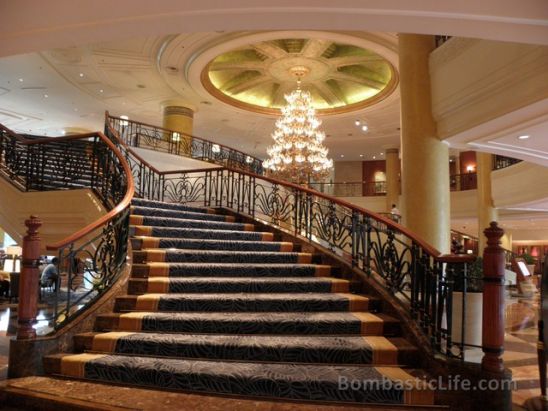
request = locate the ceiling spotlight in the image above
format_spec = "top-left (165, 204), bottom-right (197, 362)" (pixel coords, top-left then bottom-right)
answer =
top-left (359, 154), bottom-right (363, 157)
top-left (380, 152), bottom-right (384, 156)
top-left (79, 73), bottom-right (84, 77)
top-left (18, 78), bottom-right (23, 82)
top-left (518, 135), bottom-right (530, 140)
top-left (43, 94), bottom-right (48, 98)
top-left (354, 120), bottom-right (360, 126)
top-left (99, 89), bottom-right (104, 93)
top-left (373, 156), bottom-right (376, 159)
top-left (340, 154), bottom-right (345, 158)
top-left (361, 125), bottom-right (368, 132)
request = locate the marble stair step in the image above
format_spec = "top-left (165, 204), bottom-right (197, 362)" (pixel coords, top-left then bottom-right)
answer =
top-left (131, 236), bottom-right (298, 252)
top-left (127, 276), bottom-right (350, 294)
top-left (129, 214), bottom-right (254, 231)
top-left (73, 332), bottom-right (419, 366)
top-left (43, 353), bottom-right (434, 406)
top-left (114, 293), bottom-right (379, 313)
top-left (130, 262), bottom-right (334, 278)
top-left (94, 311), bottom-right (400, 336)
top-left (130, 226), bottom-right (275, 241)
top-left (132, 249), bottom-right (318, 264)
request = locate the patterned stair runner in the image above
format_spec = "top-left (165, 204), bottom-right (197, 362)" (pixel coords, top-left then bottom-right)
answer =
top-left (45, 197), bottom-right (436, 407)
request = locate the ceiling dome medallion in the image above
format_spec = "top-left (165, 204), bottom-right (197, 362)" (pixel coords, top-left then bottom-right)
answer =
top-left (201, 37), bottom-right (398, 115)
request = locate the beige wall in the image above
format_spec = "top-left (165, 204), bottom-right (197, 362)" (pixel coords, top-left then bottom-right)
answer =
top-left (334, 161), bottom-right (362, 183)
top-left (0, 177), bottom-right (106, 254)
top-left (430, 38), bottom-right (548, 139)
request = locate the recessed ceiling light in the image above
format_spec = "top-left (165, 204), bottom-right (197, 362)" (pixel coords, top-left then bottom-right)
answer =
top-left (373, 156), bottom-right (376, 159)
top-left (99, 89), bottom-right (104, 93)
top-left (361, 125), bottom-right (368, 132)
top-left (79, 73), bottom-right (84, 77)
top-left (354, 120), bottom-right (360, 126)
top-left (340, 154), bottom-right (344, 158)
top-left (359, 154), bottom-right (363, 157)
top-left (74, 108), bottom-right (78, 112)
top-left (518, 135), bottom-right (530, 140)
top-left (380, 152), bottom-right (384, 156)
top-left (18, 78), bottom-right (23, 82)
top-left (43, 94), bottom-right (48, 98)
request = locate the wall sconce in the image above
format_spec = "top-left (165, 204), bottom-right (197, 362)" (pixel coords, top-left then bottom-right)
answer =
top-left (119, 115), bottom-right (129, 127)
top-left (211, 144), bottom-right (221, 154)
top-left (3, 245), bottom-right (22, 273)
top-left (172, 132), bottom-right (181, 142)
top-left (466, 165), bottom-right (475, 173)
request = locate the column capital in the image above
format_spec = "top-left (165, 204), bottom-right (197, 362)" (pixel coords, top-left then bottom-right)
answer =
top-left (160, 99), bottom-right (196, 113)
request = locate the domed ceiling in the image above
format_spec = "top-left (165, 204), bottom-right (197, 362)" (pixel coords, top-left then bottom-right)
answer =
top-left (202, 38), bottom-right (397, 115)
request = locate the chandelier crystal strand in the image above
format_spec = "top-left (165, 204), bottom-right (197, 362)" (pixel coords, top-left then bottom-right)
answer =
top-left (263, 82), bottom-right (333, 184)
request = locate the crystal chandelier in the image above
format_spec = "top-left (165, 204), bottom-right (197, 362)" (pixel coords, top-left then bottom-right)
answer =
top-left (263, 67), bottom-right (333, 184)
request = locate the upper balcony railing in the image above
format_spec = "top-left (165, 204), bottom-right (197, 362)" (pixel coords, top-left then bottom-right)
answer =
top-left (106, 112), bottom-right (263, 174)
top-left (0, 124), bottom-right (134, 334)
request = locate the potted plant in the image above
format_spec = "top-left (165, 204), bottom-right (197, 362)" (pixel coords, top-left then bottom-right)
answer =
top-left (519, 253), bottom-right (536, 275)
top-left (451, 257), bottom-right (483, 349)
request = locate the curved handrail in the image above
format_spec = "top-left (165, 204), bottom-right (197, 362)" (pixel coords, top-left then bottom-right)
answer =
top-left (45, 132), bottom-right (134, 250)
top-left (0, 125), bottom-right (134, 250)
top-left (103, 117), bottom-right (472, 264)
top-left (106, 112), bottom-right (263, 173)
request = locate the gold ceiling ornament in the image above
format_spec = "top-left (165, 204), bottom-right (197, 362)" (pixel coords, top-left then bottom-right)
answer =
top-left (262, 67), bottom-right (333, 184)
top-left (202, 37), bottom-right (397, 115)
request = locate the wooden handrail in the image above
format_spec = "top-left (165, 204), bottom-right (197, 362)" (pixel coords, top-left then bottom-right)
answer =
top-left (45, 131), bottom-right (134, 250)
top-left (1, 123), bottom-right (135, 251)
top-left (107, 112), bottom-right (262, 164)
top-left (102, 114), bottom-right (472, 263)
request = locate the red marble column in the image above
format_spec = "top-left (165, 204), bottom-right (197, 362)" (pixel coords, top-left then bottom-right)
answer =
top-left (17, 215), bottom-right (42, 340)
top-left (482, 221), bottom-right (505, 373)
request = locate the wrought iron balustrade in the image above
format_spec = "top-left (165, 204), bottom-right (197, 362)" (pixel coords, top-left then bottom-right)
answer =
top-left (0, 124), bottom-right (134, 332)
top-left (105, 119), bottom-right (477, 360)
top-left (106, 112), bottom-right (263, 174)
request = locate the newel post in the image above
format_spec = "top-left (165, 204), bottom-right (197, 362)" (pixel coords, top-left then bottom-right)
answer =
top-left (17, 215), bottom-right (42, 340)
top-left (481, 221), bottom-right (505, 373)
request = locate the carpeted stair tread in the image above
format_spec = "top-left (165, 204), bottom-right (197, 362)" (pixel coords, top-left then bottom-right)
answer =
top-left (131, 262), bottom-right (332, 278)
top-left (133, 249), bottom-right (315, 264)
top-left (115, 292), bottom-right (377, 312)
top-left (131, 205), bottom-right (233, 222)
top-left (130, 226), bottom-right (274, 241)
top-left (95, 311), bottom-right (400, 335)
top-left (131, 236), bottom-right (296, 252)
top-left (130, 214), bottom-right (254, 231)
top-left (75, 332), bottom-right (418, 366)
top-left (47, 353), bottom-right (434, 405)
top-left (128, 276), bottom-right (350, 294)
top-left (131, 198), bottom-right (216, 214)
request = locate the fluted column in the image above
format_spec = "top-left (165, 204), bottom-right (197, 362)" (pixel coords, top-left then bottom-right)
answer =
top-left (477, 152), bottom-right (498, 254)
top-left (399, 34), bottom-right (450, 253)
top-left (385, 148), bottom-right (400, 211)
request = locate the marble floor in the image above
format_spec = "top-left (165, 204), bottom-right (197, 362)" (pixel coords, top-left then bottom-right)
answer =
top-left (0, 290), bottom-right (543, 410)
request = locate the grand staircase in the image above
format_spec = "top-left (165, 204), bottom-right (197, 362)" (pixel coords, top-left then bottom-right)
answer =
top-left (42, 198), bottom-right (437, 407)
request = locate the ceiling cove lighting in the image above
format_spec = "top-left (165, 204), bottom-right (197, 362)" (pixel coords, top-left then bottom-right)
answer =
top-left (262, 66), bottom-right (333, 185)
